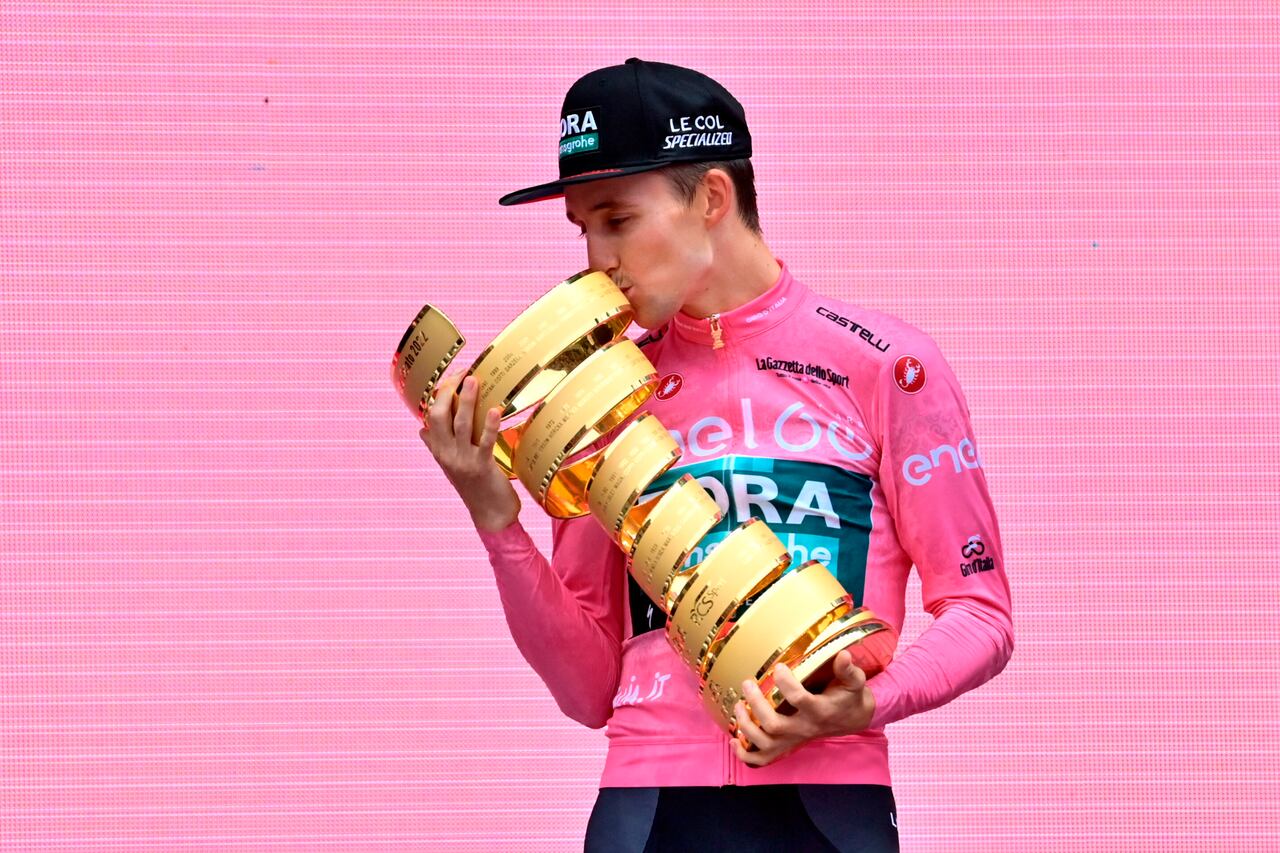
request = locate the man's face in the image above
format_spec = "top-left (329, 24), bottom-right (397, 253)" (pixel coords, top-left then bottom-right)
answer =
top-left (564, 170), bottom-right (712, 330)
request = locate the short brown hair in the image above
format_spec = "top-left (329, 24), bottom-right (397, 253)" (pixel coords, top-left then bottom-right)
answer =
top-left (659, 158), bottom-right (761, 236)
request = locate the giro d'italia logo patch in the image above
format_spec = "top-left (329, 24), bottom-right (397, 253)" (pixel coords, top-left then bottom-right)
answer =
top-left (893, 355), bottom-right (926, 394)
top-left (655, 373), bottom-right (684, 400)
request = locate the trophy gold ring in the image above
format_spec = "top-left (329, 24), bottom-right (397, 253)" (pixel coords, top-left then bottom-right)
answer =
top-left (391, 270), bottom-right (633, 478)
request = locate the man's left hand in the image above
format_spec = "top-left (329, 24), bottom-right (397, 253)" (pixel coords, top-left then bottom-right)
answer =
top-left (732, 648), bottom-right (876, 767)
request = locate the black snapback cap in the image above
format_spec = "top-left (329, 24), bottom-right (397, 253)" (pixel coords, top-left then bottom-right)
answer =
top-left (498, 58), bottom-right (752, 206)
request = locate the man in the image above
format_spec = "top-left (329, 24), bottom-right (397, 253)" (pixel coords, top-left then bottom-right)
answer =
top-left (420, 58), bottom-right (1014, 853)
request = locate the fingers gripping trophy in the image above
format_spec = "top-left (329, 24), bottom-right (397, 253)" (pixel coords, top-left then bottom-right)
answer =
top-left (392, 270), bottom-right (899, 744)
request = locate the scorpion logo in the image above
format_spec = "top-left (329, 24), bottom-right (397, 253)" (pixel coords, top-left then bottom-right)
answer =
top-left (893, 355), bottom-right (927, 394)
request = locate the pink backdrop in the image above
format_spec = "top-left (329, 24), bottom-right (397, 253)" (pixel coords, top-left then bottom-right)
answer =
top-left (3, 2), bottom-right (1277, 849)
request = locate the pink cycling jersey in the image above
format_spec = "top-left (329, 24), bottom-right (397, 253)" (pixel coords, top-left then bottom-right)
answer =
top-left (475, 259), bottom-right (1014, 787)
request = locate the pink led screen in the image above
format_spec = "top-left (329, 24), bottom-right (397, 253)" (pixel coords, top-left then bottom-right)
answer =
top-left (3, 2), bottom-right (1277, 850)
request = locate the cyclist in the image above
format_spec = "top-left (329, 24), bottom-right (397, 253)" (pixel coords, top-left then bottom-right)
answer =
top-left (420, 58), bottom-right (1015, 853)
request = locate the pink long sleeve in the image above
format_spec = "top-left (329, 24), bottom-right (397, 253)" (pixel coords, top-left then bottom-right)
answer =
top-left (474, 512), bottom-right (627, 729)
top-left (864, 337), bottom-right (1016, 730)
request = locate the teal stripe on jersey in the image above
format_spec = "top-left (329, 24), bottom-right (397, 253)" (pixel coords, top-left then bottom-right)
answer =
top-left (640, 455), bottom-right (874, 602)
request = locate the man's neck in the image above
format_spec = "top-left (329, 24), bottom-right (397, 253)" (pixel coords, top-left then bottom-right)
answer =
top-left (679, 236), bottom-right (782, 319)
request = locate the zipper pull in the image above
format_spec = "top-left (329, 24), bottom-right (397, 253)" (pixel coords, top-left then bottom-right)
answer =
top-left (708, 314), bottom-right (725, 350)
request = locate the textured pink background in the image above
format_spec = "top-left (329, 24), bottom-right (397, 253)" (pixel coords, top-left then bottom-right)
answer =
top-left (3, 2), bottom-right (1278, 850)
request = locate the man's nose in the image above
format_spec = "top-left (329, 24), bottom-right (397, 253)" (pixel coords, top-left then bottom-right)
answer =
top-left (585, 237), bottom-right (618, 279)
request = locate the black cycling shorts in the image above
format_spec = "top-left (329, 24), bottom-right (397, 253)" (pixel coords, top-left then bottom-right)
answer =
top-left (584, 783), bottom-right (899, 853)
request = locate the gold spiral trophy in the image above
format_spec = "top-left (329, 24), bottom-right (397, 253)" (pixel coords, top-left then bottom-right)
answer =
top-left (392, 272), bottom-right (899, 743)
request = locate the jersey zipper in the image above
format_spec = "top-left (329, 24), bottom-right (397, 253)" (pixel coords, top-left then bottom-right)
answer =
top-left (710, 309), bottom-right (737, 786)
top-left (708, 314), bottom-right (725, 350)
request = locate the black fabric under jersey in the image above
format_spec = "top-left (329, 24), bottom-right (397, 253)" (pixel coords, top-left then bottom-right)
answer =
top-left (584, 783), bottom-right (899, 853)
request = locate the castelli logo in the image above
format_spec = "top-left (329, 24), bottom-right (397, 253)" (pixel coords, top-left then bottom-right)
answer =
top-left (655, 373), bottom-right (684, 400)
top-left (893, 355), bottom-right (926, 394)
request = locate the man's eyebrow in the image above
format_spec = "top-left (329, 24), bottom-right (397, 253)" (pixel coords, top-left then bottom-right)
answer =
top-left (566, 199), bottom-right (622, 223)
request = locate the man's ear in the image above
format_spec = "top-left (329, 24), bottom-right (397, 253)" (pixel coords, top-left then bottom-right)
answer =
top-left (699, 167), bottom-right (735, 229)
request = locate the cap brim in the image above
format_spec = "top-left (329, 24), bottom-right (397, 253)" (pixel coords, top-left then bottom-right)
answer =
top-left (498, 163), bottom-right (671, 206)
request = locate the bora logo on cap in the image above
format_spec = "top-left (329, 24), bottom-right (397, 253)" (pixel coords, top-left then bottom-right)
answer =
top-left (559, 109), bottom-right (599, 159)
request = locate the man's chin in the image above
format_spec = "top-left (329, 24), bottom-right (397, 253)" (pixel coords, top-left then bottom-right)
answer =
top-left (630, 310), bottom-right (660, 331)
top-left (628, 303), bottom-right (675, 332)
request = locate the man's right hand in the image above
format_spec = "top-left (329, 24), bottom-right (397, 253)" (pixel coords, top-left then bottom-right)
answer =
top-left (419, 372), bottom-right (521, 533)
